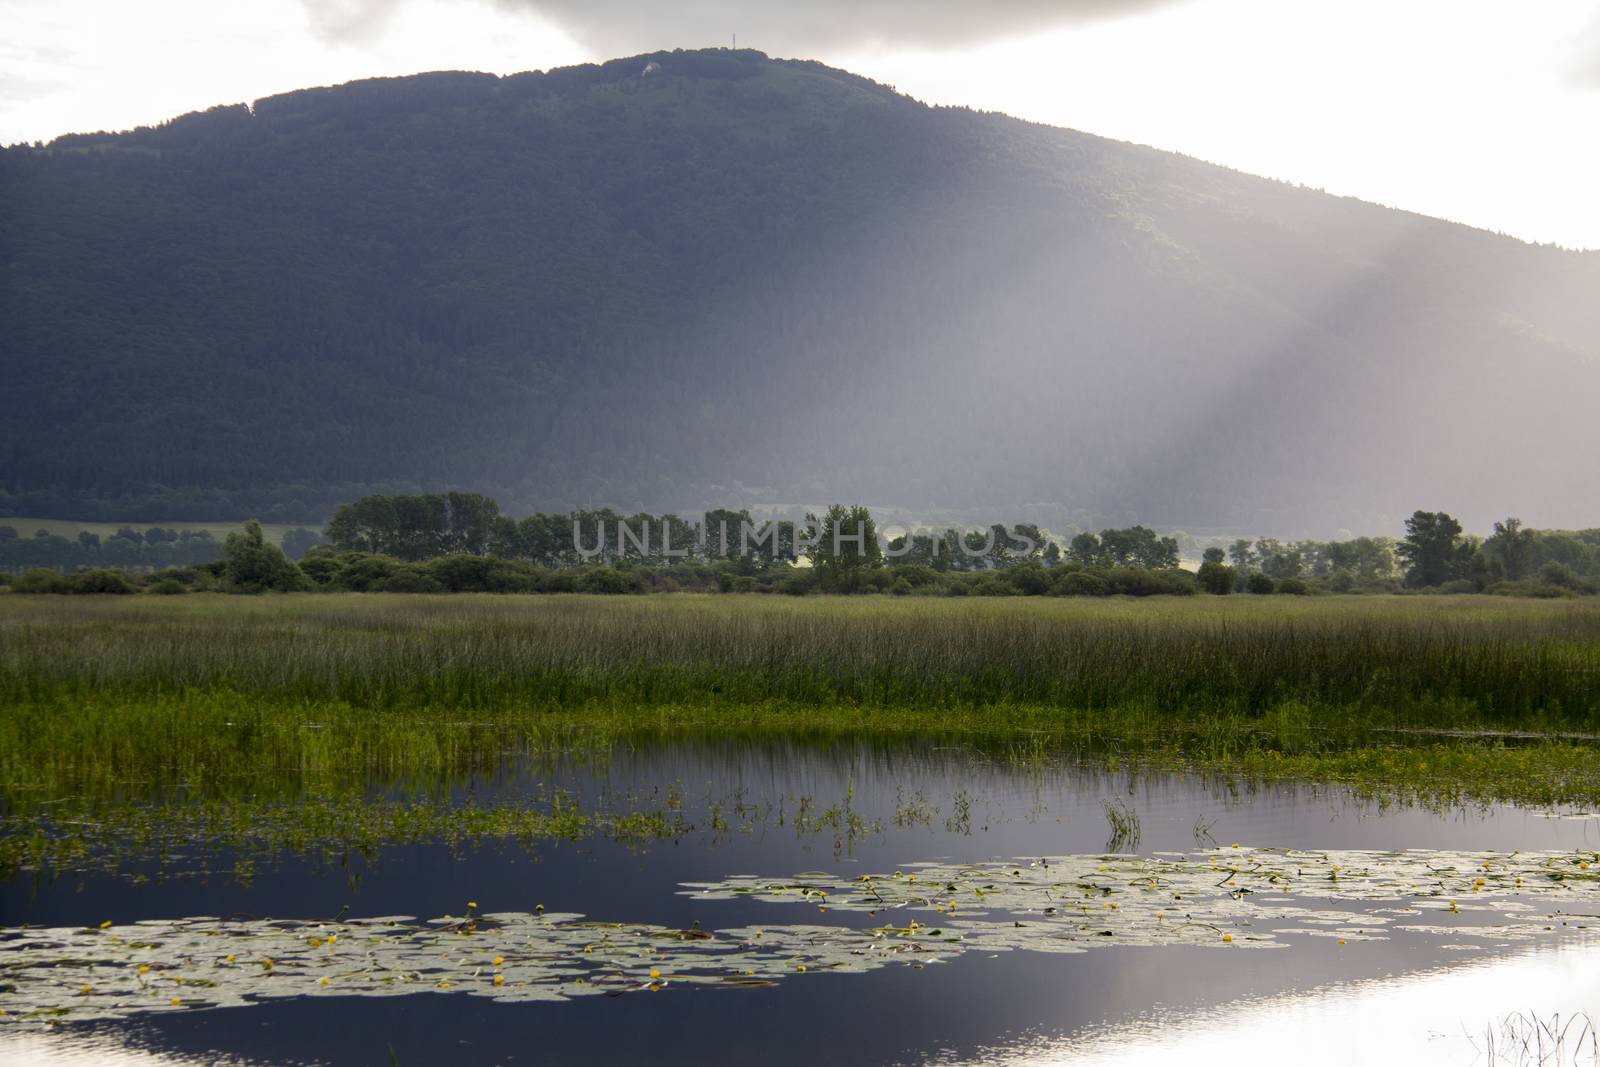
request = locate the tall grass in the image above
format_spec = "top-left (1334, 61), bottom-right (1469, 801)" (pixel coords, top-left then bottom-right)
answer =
top-left (2, 593), bottom-right (1598, 801)
top-left (4, 593), bottom-right (1599, 715)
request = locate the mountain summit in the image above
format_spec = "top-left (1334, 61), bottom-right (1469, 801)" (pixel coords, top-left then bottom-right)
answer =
top-left (4, 49), bottom-right (1596, 532)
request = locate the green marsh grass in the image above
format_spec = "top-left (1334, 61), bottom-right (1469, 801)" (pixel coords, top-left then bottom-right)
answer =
top-left (2, 593), bottom-right (1599, 808)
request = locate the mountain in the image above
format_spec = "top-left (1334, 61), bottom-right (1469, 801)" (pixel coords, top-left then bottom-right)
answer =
top-left (3, 48), bottom-right (1597, 534)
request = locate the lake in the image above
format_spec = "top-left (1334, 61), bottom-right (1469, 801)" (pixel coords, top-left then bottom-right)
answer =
top-left (3, 739), bottom-right (1598, 1065)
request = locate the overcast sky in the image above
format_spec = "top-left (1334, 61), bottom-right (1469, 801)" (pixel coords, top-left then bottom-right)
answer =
top-left (4, 0), bottom-right (1598, 249)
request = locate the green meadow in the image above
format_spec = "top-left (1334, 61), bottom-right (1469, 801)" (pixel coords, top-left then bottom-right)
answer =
top-left (3, 593), bottom-right (1599, 810)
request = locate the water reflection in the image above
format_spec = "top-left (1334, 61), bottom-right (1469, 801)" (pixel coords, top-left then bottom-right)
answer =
top-left (990, 938), bottom-right (1600, 1067)
top-left (3, 739), bottom-right (1598, 1065)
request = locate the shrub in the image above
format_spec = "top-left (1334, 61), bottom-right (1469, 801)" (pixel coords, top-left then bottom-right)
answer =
top-left (1437, 578), bottom-right (1478, 595)
top-left (1485, 580), bottom-right (1573, 599)
top-left (1277, 578), bottom-right (1309, 596)
top-left (967, 575), bottom-right (1015, 597)
top-left (427, 555), bottom-right (538, 593)
top-left (325, 553), bottom-right (403, 592)
top-left (1007, 562), bottom-right (1051, 595)
top-left (69, 568), bottom-right (137, 594)
top-left (776, 570), bottom-right (817, 596)
top-left (1246, 573), bottom-right (1275, 595)
top-left (1052, 571), bottom-right (1110, 597)
top-left (889, 564), bottom-right (941, 588)
top-left (1196, 561), bottom-right (1235, 595)
top-left (223, 520), bottom-right (312, 593)
top-left (863, 570), bottom-right (896, 593)
top-left (1539, 562), bottom-right (1581, 590)
top-left (370, 570), bottom-right (446, 593)
top-left (890, 577), bottom-right (913, 596)
top-left (296, 549), bottom-right (348, 587)
top-left (540, 570), bottom-right (578, 593)
top-left (147, 577), bottom-right (188, 595)
top-left (1102, 568), bottom-right (1198, 597)
top-left (575, 566), bottom-right (640, 594)
top-left (11, 568), bottom-right (69, 593)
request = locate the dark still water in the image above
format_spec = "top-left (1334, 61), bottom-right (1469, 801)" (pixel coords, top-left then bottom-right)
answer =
top-left (3, 740), bottom-right (1598, 1066)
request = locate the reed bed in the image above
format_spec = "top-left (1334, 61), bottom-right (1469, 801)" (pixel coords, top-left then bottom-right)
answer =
top-left (2, 593), bottom-right (1599, 802)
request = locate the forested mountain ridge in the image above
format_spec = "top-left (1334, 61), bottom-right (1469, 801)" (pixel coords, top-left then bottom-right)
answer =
top-left (3, 48), bottom-right (1597, 533)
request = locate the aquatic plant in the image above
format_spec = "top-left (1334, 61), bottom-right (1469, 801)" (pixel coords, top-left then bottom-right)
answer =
top-left (1102, 798), bottom-right (1142, 852)
top-left (3, 845), bottom-right (1595, 1029)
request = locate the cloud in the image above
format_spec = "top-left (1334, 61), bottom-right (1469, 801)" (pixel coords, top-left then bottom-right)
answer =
top-left (530, 0), bottom-right (1186, 54)
top-left (306, 0), bottom-right (1186, 54)
top-left (302, 0), bottom-right (411, 44)
top-left (1571, 15), bottom-right (1600, 88)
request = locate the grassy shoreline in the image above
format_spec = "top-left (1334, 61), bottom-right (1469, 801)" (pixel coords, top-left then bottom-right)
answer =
top-left (3, 592), bottom-right (1599, 818)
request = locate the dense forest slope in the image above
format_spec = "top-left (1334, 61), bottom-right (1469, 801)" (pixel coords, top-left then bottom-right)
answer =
top-left (3, 49), bottom-right (1597, 532)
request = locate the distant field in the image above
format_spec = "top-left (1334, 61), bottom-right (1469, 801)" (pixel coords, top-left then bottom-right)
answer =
top-left (0, 516), bottom-right (310, 547)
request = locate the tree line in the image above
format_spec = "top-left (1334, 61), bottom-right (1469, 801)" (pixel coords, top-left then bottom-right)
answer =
top-left (0, 523), bottom-right (327, 574)
top-left (5, 494), bottom-right (1596, 598)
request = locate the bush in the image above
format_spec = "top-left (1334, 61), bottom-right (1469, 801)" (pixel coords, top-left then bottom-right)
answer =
top-left (69, 568), bottom-right (137, 594)
top-left (1276, 578), bottom-right (1309, 595)
top-left (889, 564), bottom-right (941, 588)
top-left (223, 520), bottom-right (312, 593)
top-left (1052, 571), bottom-right (1110, 597)
top-left (863, 570), bottom-right (896, 593)
top-left (1006, 562), bottom-right (1051, 595)
top-left (324, 553), bottom-right (404, 591)
top-left (890, 577), bottom-right (913, 596)
top-left (427, 555), bottom-right (537, 593)
top-left (1196, 561), bottom-right (1235, 595)
top-left (370, 570), bottom-right (446, 593)
top-left (1437, 578), bottom-right (1478, 595)
top-left (147, 577), bottom-right (189, 595)
top-left (1102, 568), bottom-right (1198, 597)
top-left (1245, 573), bottom-right (1275, 595)
top-left (540, 570), bottom-right (578, 593)
top-left (1485, 580), bottom-right (1573, 599)
top-left (296, 549), bottom-right (348, 587)
top-left (966, 575), bottom-right (1016, 597)
top-left (1539, 562), bottom-right (1581, 590)
top-left (777, 570), bottom-right (818, 596)
top-left (575, 566), bottom-right (640, 594)
top-left (11, 568), bottom-right (69, 593)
